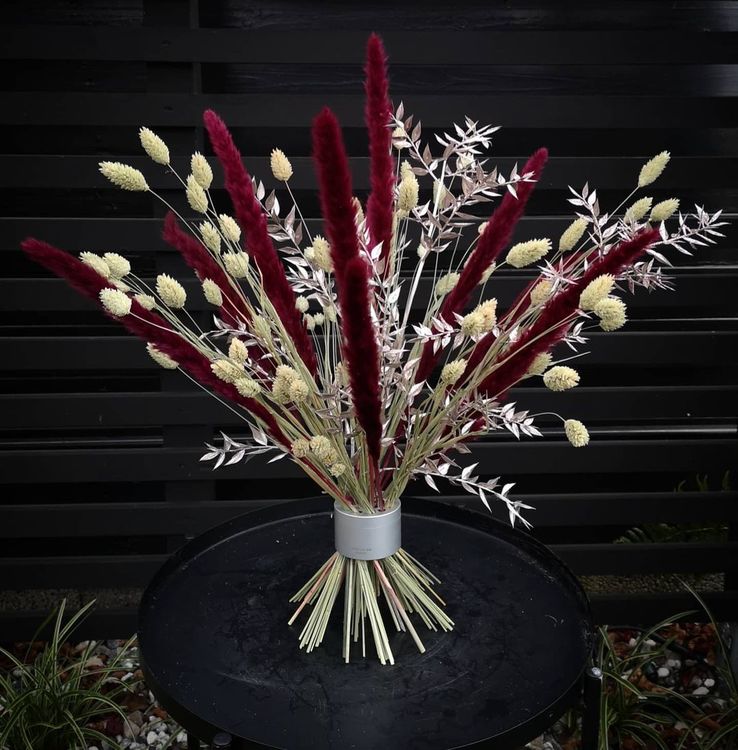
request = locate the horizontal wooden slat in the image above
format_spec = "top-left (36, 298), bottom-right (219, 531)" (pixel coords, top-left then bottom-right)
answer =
top-left (5, 217), bottom-right (735, 264)
top-left (5, 331), bottom-right (736, 371)
top-left (2, 491), bottom-right (736, 539)
top-left (3, 93), bottom-right (736, 128)
top-left (3, 271), bottom-right (736, 313)
top-left (4, 155), bottom-right (735, 191)
top-left (0, 438), bottom-right (734, 483)
top-left (2, 28), bottom-right (737, 64)
top-left (3, 386), bottom-right (737, 429)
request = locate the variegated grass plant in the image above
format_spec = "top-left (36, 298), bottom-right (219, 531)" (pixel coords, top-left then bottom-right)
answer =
top-left (22, 35), bottom-right (726, 664)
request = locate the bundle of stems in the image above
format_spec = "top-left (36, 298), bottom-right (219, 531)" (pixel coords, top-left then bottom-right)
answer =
top-left (21, 34), bottom-right (725, 662)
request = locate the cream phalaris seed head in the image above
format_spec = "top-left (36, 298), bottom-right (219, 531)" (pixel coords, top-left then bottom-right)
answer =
top-left (564, 419), bottom-right (590, 447)
top-left (291, 438), bottom-right (311, 458)
top-left (200, 222), bottom-right (221, 254)
top-left (594, 296), bottom-right (627, 331)
top-left (102, 252), bottom-right (130, 280)
top-left (313, 312), bottom-right (325, 327)
top-left (224, 252), bottom-right (249, 279)
top-left (270, 148), bottom-right (293, 181)
top-left (440, 359), bottom-right (467, 386)
top-left (202, 278), bottom-right (223, 307)
top-left (99, 161), bottom-right (148, 191)
top-left (211, 359), bottom-right (244, 384)
top-left (235, 377), bottom-right (260, 398)
top-left (156, 273), bottom-right (187, 308)
top-left (134, 293), bottom-right (156, 310)
top-left (309, 436), bottom-right (338, 465)
top-left (228, 337), bottom-right (249, 365)
top-left (649, 198), bottom-right (680, 223)
top-left (295, 296), bottom-right (309, 313)
top-left (79, 252), bottom-right (111, 279)
top-left (527, 352), bottom-right (552, 377)
top-left (579, 274), bottom-right (615, 311)
top-left (186, 174), bottom-right (209, 214)
top-left (558, 217), bottom-right (588, 252)
top-left (638, 151), bottom-right (670, 188)
top-left (479, 262), bottom-right (496, 285)
top-left (397, 172), bottom-right (419, 213)
top-left (99, 287), bottom-right (131, 317)
top-left (543, 365), bottom-right (580, 392)
top-left (506, 238), bottom-right (551, 268)
top-left (304, 314), bottom-right (316, 331)
top-left (530, 280), bottom-right (553, 306)
top-left (218, 214), bottom-right (241, 243)
top-left (305, 235), bottom-right (333, 273)
top-left (623, 197), bottom-right (653, 224)
top-left (191, 152), bottom-right (213, 189)
top-left (251, 315), bottom-right (271, 340)
top-left (146, 343), bottom-right (178, 369)
top-left (435, 272), bottom-right (460, 296)
top-left (138, 127), bottom-right (169, 165)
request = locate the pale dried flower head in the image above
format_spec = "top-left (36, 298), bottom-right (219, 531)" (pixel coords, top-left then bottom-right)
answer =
top-left (79, 252), bottom-right (111, 279)
top-left (134, 293), bottom-right (156, 310)
top-left (211, 358), bottom-right (244, 384)
top-left (477, 221), bottom-right (488, 236)
top-left (200, 222), bottom-right (221, 254)
top-left (397, 173), bottom-right (419, 213)
top-left (289, 378), bottom-right (310, 403)
top-left (228, 337), bottom-right (249, 364)
top-left (543, 365), bottom-right (580, 392)
top-left (329, 462), bottom-right (346, 477)
top-left (251, 315), bottom-right (271, 340)
top-left (527, 352), bottom-right (552, 376)
top-left (235, 377), bottom-right (260, 398)
top-left (594, 296), bottom-right (627, 331)
top-left (291, 438), bottom-right (311, 458)
top-left (564, 419), bottom-right (590, 447)
top-left (335, 361), bottom-right (349, 387)
top-left (579, 274), bottom-right (615, 311)
top-left (191, 152), bottom-right (213, 189)
top-left (156, 273), bottom-right (187, 308)
top-left (218, 214), bottom-right (241, 243)
top-left (272, 365), bottom-right (300, 403)
top-left (99, 287), bottom-right (131, 317)
top-left (440, 358), bottom-right (467, 386)
top-left (461, 309), bottom-right (485, 338)
top-left (270, 148), bottom-right (293, 181)
top-left (139, 127), bottom-right (169, 165)
top-left (304, 313), bottom-right (316, 331)
top-left (649, 198), bottom-right (680, 223)
top-left (309, 436), bottom-right (338, 466)
top-left (638, 151), bottom-right (670, 187)
top-left (305, 235), bottom-right (333, 272)
top-left (506, 238), bottom-right (551, 268)
top-left (99, 161), bottom-right (148, 192)
top-left (417, 244), bottom-right (429, 260)
top-left (400, 160), bottom-right (413, 180)
top-left (352, 197), bottom-right (365, 224)
top-left (392, 126), bottom-right (407, 147)
top-left (113, 279), bottom-right (131, 292)
top-left (295, 295), bottom-right (310, 313)
top-left (186, 174), bottom-right (209, 214)
top-left (479, 262), bottom-right (496, 285)
top-left (102, 252), bottom-right (130, 280)
top-left (477, 299), bottom-right (497, 331)
top-left (146, 343), bottom-right (177, 369)
top-left (324, 304), bottom-right (337, 323)
top-left (530, 280), bottom-right (553, 306)
top-left (623, 196), bottom-right (653, 224)
top-left (558, 217), bottom-right (588, 252)
top-left (313, 312), bottom-right (325, 327)
top-left (435, 272), bottom-right (460, 296)
top-left (202, 278), bottom-right (223, 307)
top-left (224, 252), bottom-right (249, 279)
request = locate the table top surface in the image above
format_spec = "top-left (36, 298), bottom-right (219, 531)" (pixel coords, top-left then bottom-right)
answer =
top-left (139, 498), bottom-right (593, 750)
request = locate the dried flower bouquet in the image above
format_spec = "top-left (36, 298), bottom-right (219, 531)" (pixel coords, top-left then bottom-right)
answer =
top-left (22, 35), bottom-right (725, 665)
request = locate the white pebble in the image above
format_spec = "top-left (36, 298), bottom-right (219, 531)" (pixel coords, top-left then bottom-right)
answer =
top-left (692, 686), bottom-right (709, 696)
top-left (645, 639), bottom-right (656, 647)
top-left (667, 658), bottom-right (680, 667)
top-left (628, 638), bottom-right (637, 646)
top-left (657, 667), bottom-right (670, 677)
top-left (146, 731), bottom-right (158, 744)
top-left (704, 678), bottom-right (715, 687)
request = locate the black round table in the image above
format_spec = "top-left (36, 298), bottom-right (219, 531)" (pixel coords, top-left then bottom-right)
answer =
top-left (139, 498), bottom-right (596, 750)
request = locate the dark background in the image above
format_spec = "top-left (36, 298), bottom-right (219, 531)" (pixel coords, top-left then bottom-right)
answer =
top-left (1, 0), bottom-right (736, 638)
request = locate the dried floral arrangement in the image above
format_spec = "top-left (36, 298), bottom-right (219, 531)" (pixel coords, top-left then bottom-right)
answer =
top-left (22, 35), bottom-right (725, 665)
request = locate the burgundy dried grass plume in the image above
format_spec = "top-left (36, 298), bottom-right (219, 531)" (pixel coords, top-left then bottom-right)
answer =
top-left (312, 107), bottom-right (383, 462)
top-left (414, 147), bottom-right (548, 383)
top-left (473, 228), bottom-right (660, 398)
top-left (202, 109), bottom-right (318, 376)
top-left (21, 238), bottom-right (284, 441)
top-left (364, 33), bottom-right (396, 273)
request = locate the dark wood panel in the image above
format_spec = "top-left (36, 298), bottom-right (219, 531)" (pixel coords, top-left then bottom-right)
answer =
top-left (2, 28), bottom-right (737, 64)
top-left (0, 439), bottom-right (734, 483)
top-left (3, 93), bottom-right (735, 128)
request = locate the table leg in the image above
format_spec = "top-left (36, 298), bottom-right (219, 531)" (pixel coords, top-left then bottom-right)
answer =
top-left (581, 665), bottom-right (603, 750)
